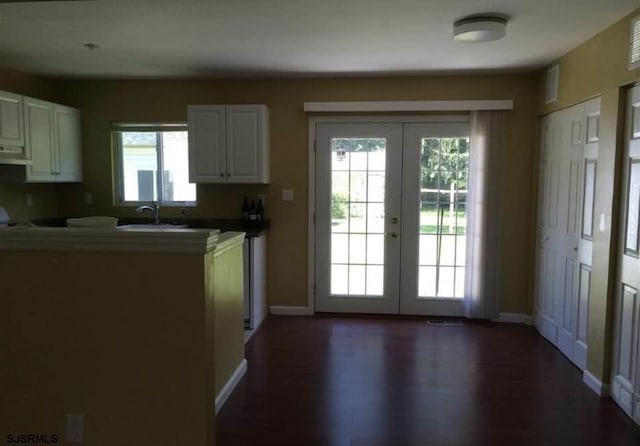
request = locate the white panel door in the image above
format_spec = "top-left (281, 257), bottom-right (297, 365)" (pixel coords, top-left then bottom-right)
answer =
top-left (537, 109), bottom-right (567, 345)
top-left (573, 97), bottom-right (600, 370)
top-left (400, 122), bottom-right (469, 316)
top-left (315, 123), bottom-right (403, 314)
top-left (534, 98), bottom-right (600, 371)
top-left (611, 85), bottom-right (640, 425)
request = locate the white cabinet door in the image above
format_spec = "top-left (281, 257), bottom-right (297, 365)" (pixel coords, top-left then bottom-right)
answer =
top-left (188, 104), bottom-right (269, 184)
top-left (611, 85), bottom-right (640, 425)
top-left (55, 105), bottom-right (82, 183)
top-left (0, 90), bottom-right (24, 148)
top-left (226, 105), bottom-right (269, 184)
top-left (188, 105), bottom-right (226, 183)
top-left (25, 99), bottom-right (82, 183)
top-left (24, 97), bottom-right (56, 182)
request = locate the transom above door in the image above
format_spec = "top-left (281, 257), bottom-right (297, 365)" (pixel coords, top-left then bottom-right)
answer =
top-left (314, 118), bottom-right (470, 316)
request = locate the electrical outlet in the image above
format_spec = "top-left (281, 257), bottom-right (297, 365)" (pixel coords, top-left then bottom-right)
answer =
top-left (84, 193), bottom-right (93, 205)
top-left (26, 193), bottom-right (32, 207)
top-left (66, 414), bottom-right (84, 443)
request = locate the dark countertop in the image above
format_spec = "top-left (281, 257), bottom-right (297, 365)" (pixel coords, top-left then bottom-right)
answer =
top-left (28, 217), bottom-right (270, 238)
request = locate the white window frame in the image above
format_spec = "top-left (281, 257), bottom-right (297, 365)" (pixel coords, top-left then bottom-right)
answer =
top-left (112, 122), bottom-right (196, 207)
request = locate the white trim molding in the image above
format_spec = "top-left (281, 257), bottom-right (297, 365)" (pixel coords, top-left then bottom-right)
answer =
top-left (495, 313), bottom-right (533, 325)
top-left (304, 100), bottom-right (513, 113)
top-left (215, 359), bottom-right (247, 415)
top-left (583, 370), bottom-right (610, 397)
top-left (270, 306), bottom-right (313, 316)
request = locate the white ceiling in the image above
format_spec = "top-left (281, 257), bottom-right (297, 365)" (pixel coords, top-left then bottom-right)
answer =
top-left (0, 0), bottom-right (637, 78)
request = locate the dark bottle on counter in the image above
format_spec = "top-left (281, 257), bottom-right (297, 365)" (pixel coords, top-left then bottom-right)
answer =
top-left (256, 197), bottom-right (264, 224)
top-left (248, 199), bottom-right (257, 225)
top-left (241, 196), bottom-right (250, 222)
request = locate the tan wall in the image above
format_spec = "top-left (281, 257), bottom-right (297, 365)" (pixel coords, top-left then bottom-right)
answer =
top-left (0, 252), bottom-right (211, 446)
top-left (53, 74), bottom-right (539, 314)
top-left (538, 9), bottom-right (640, 380)
top-left (0, 66), bottom-right (59, 222)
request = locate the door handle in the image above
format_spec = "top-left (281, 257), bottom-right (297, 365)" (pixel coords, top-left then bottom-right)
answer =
top-left (387, 231), bottom-right (399, 238)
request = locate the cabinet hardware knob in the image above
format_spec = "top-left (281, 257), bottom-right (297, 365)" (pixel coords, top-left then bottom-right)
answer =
top-left (386, 231), bottom-right (399, 238)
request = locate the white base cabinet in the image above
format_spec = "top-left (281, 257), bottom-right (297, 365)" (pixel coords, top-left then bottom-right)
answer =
top-left (24, 97), bottom-right (82, 183)
top-left (243, 233), bottom-right (267, 330)
top-left (188, 104), bottom-right (269, 184)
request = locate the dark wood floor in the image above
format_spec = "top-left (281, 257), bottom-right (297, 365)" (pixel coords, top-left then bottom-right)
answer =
top-left (216, 316), bottom-right (640, 446)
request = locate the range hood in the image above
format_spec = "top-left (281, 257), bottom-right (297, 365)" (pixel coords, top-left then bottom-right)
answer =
top-left (0, 146), bottom-right (31, 165)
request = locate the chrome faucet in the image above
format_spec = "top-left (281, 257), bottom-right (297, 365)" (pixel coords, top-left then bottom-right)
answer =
top-left (136, 201), bottom-right (160, 224)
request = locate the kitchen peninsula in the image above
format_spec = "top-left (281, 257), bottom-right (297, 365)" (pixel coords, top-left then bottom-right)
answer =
top-left (0, 226), bottom-right (246, 446)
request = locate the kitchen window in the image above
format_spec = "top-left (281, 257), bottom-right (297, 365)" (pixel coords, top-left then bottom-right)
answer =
top-left (113, 123), bottom-right (196, 206)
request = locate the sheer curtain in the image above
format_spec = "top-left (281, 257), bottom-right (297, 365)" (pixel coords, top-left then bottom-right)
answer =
top-left (464, 111), bottom-right (505, 319)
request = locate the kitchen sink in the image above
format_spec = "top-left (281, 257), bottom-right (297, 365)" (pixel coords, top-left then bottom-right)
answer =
top-left (117, 224), bottom-right (189, 230)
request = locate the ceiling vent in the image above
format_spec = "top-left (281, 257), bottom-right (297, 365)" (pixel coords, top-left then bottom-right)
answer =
top-left (545, 65), bottom-right (559, 104)
top-left (631, 15), bottom-right (640, 70)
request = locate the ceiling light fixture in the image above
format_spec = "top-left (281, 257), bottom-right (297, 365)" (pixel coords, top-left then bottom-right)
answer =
top-left (453, 14), bottom-right (507, 43)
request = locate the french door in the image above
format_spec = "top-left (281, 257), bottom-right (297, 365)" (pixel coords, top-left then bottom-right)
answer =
top-left (314, 119), bottom-right (470, 316)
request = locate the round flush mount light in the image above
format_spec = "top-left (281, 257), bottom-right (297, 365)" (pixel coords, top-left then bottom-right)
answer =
top-left (453, 15), bottom-right (507, 43)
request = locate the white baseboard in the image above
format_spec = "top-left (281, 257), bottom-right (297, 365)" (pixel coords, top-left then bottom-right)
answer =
top-left (496, 312), bottom-right (533, 325)
top-left (583, 370), bottom-right (610, 397)
top-left (215, 358), bottom-right (247, 415)
top-left (270, 306), bottom-right (312, 316)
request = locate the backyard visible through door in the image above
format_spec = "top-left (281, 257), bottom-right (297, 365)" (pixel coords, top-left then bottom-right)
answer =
top-left (315, 120), bottom-right (470, 315)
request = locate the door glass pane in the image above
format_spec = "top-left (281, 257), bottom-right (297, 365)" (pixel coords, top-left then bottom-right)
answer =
top-left (418, 137), bottom-right (469, 298)
top-left (330, 138), bottom-right (386, 297)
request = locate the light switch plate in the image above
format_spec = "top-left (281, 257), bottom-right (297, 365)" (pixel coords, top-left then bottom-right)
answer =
top-left (281, 189), bottom-right (294, 202)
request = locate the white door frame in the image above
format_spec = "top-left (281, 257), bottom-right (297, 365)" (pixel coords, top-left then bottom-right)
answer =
top-left (307, 115), bottom-right (470, 315)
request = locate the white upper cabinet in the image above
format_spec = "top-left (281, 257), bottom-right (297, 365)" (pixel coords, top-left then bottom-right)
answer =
top-left (24, 97), bottom-right (82, 183)
top-left (54, 105), bottom-right (82, 183)
top-left (188, 104), bottom-right (269, 184)
top-left (0, 90), bottom-right (24, 148)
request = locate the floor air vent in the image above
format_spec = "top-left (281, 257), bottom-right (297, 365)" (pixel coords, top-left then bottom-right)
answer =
top-left (427, 320), bottom-right (463, 326)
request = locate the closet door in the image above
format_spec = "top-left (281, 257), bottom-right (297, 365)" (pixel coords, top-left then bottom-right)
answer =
top-left (536, 110), bottom-right (567, 346)
top-left (556, 105), bottom-right (583, 363)
top-left (611, 85), bottom-right (640, 425)
top-left (573, 98), bottom-right (600, 370)
top-left (535, 98), bottom-right (599, 371)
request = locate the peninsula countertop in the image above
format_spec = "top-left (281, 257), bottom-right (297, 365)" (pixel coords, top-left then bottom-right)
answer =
top-left (0, 225), bottom-right (245, 254)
